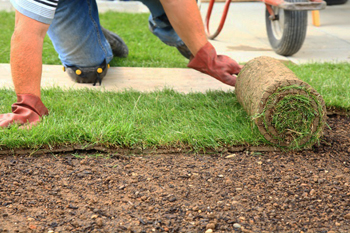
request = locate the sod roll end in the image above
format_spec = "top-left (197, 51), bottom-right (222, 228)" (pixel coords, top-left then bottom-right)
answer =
top-left (236, 56), bottom-right (326, 149)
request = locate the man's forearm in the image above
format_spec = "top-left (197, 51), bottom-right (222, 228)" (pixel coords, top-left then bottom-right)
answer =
top-left (11, 31), bottom-right (44, 98)
top-left (159, 0), bottom-right (207, 56)
top-left (159, 1), bottom-right (242, 87)
top-left (11, 11), bottom-right (49, 98)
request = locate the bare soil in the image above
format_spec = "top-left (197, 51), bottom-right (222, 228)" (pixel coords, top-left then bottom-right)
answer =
top-left (0, 115), bottom-right (350, 233)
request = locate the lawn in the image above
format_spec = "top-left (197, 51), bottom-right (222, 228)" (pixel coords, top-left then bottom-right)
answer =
top-left (0, 88), bottom-right (263, 150)
top-left (0, 11), bottom-right (188, 68)
top-left (0, 11), bottom-right (349, 151)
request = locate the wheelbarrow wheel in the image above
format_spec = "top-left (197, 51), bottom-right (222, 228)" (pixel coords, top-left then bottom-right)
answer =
top-left (265, 0), bottom-right (308, 56)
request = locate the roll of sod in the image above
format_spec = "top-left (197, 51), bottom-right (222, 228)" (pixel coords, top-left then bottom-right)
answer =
top-left (236, 56), bottom-right (326, 149)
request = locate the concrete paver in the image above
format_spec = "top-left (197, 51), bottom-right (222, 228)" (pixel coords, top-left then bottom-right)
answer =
top-left (0, 64), bottom-right (234, 93)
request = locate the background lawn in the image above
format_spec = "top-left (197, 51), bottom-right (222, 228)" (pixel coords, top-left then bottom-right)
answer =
top-left (0, 11), bottom-right (188, 68)
top-left (0, 11), bottom-right (349, 151)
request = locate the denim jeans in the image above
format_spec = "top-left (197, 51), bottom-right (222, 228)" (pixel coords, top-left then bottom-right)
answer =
top-left (47, 0), bottom-right (184, 67)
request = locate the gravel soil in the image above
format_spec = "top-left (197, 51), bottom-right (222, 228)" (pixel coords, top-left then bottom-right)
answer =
top-left (0, 115), bottom-right (350, 233)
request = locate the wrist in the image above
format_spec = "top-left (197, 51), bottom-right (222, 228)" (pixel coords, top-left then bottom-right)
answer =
top-left (14, 94), bottom-right (49, 117)
top-left (190, 40), bottom-right (209, 56)
top-left (188, 42), bottom-right (216, 68)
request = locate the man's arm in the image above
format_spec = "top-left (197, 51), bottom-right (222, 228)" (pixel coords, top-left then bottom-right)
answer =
top-left (159, 0), bottom-right (242, 86)
top-left (0, 11), bottom-right (49, 127)
top-left (11, 10), bottom-right (49, 98)
top-left (159, 0), bottom-right (207, 56)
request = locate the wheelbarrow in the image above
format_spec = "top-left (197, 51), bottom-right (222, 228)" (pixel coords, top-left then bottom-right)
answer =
top-left (204, 0), bottom-right (326, 56)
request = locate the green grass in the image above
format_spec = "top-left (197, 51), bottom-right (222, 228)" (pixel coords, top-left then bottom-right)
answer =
top-left (271, 95), bottom-right (318, 137)
top-left (0, 11), bottom-right (14, 63)
top-left (0, 11), bottom-right (349, 151)
top-left (0, 88), bottom-right (263, 150)
top-left (100, 12), bottom-right (188, 68)
top-left (289, 63), bottom-right (350, 111)
top-left (258, 85), bottom-right (325, 149)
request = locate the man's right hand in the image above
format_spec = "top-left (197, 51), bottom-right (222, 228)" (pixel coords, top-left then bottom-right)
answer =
top-left (0, 94), bottom-right (49, 127)
top-left (188, 42), bottom-right (242, 87)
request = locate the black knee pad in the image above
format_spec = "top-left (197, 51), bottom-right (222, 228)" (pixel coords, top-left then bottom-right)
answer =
top-left (63, 60), bottom-right (109, 86)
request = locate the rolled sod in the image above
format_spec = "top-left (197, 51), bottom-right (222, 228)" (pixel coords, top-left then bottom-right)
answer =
top-left (236, 56), bottom-right (326, 149)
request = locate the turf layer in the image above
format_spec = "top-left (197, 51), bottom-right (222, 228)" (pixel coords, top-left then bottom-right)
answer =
top-left (0, 88), bottom-right (264, 151)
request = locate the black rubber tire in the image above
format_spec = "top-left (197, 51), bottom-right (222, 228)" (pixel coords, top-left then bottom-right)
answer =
top-left (265, 0), bottom-right (308, 56)
top-left (325, 0), bottom-right (348, 5)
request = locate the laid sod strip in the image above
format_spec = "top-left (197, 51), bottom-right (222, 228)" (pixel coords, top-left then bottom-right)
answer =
top-left (236, 56), bottom-right (326, 149)
top-left (0, 88), bottom-right (264, 151)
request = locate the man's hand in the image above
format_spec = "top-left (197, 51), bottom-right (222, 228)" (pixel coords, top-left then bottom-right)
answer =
top-left (0, 94), bottom-right (48, 128)
top-left (188, 42), bottom-right (242, 87)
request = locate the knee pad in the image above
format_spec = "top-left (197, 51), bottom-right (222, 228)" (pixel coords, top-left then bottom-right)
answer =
top-left (63, 60), bottom-right (109, 86)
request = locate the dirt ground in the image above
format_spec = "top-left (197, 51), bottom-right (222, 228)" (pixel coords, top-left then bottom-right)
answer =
top-left (0, 115), bottom-right (349, 233)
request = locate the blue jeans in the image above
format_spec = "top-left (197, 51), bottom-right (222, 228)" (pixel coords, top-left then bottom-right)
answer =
top-left (48, 0), bottom-right (184, 67)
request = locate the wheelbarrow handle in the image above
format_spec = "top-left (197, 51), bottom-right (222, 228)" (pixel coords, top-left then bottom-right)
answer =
top-left (205, 0), bottom-right (232, 40)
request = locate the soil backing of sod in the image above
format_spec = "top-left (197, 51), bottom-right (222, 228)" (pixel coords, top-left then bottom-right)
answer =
top-left (236, 56), bottom-right (327, 150)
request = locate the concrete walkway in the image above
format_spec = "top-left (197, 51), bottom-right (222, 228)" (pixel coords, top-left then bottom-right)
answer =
top-left (0, 0), bottom-right (349, 93)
